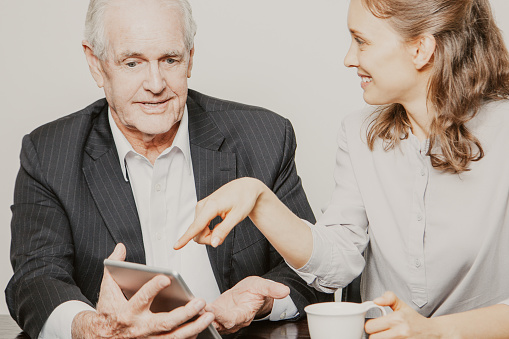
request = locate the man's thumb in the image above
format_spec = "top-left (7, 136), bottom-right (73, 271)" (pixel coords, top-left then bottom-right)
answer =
top-left (266, 281), bottom-right (290, 299)
top-left (108, 243), bottom-right (127, 261)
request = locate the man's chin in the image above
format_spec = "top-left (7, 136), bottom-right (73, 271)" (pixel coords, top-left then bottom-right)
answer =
top-left (137, 126), bottom-right (174, 137)
top-left (153, 120), bottom-right (185, 137)
top-left (132, 118), bottom-right (181, 136)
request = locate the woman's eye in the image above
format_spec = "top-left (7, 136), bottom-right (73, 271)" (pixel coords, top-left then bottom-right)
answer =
top-left (355, 37), bottom-right (365, 45)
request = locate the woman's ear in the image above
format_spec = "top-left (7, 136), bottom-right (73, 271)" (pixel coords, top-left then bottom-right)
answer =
top-left (82, 40), bottom-right (105, 88)
top-left (411, 34), bottom-right (436, 70)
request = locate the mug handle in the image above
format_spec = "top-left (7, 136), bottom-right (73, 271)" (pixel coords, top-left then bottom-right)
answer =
top-left (361, 301), bottom-right (387, 317)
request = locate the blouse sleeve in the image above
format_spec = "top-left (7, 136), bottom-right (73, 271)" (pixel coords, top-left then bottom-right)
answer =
top-left (499, 299), bottom-right (509, 306)
top-left (290, 116), bottom-right (369, 293)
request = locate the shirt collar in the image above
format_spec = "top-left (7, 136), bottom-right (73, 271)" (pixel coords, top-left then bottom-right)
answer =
top-left (108, 105), bottom-right (192, 181)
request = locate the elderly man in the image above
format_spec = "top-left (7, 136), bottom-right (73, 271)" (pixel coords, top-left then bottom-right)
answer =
top-left (6, 0), bottom-right (330, 338)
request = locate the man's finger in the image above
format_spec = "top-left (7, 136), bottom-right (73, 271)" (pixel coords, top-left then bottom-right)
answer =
top-left (150, 298), bottom-right (209, 333)
top-left (99, 267), bottom-right (126, 304)
top-left (98, 244), bottom-right (129, 309)
top-left (264, 281), bottom-right (291, 299)
top-left (160, 312), bottom-right (215, 339)
top-left (108, 243), bottom-right (127, 261)
top-left (252, 278), bottom-right (290, 299)
top-left (129, 275), bottom-right (171, 313)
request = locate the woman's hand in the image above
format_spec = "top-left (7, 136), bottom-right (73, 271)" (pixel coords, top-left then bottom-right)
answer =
top-left (174, 177), bottom-right (266, 249)
top-left (365, 291), bottom-right (443, 339)
top-left (366, 291), bottom-right (509, 339)
top-left (175, 176), bottom-right (313, 269)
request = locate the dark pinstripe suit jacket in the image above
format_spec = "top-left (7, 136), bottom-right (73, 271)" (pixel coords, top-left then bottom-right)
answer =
top-left (6, 89), bottom-right (331, 338)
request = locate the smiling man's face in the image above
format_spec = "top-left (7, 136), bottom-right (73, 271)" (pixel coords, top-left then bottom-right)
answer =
top-left (90, 0), bottom-right (194, 138)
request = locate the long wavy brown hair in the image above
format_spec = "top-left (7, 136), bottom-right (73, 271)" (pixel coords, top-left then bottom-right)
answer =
top-left (363, 0), bottom-right (509, 173)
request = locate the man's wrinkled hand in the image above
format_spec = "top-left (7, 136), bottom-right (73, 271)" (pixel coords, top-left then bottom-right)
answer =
top-left (71, 243), bottom-right (214, 339)
top-left (206, 276), bottom-right (290, 334)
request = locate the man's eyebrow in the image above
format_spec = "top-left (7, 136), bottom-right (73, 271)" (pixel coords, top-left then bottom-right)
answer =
top-left (118, 50), bottom-right (183, 60)
top-left (161, 50), bottom-right (183, 58)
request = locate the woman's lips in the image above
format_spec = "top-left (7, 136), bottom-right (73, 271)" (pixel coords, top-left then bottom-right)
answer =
top-left (359, 74), bottom-right (372, 89)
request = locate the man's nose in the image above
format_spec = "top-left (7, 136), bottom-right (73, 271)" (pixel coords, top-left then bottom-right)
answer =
top-left (143, 62), bottom-right (166, 94)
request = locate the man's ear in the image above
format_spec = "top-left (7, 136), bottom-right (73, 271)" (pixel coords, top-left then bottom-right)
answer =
top-left (187, 46), bottom-right (195, 78)
top-left (411, 34), bottom-right (436, 70)
top-left (82, 40), bottom-right (105, 88)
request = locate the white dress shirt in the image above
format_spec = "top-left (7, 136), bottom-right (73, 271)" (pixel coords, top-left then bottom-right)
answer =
top-left (112, 106), bottom-right (220, 303)
top-left (39, 105), bottom-right (297, 338)
top-left (294, 100), bottom-right (509, 317)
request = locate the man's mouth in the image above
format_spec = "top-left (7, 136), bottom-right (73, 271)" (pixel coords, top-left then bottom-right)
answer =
top-left (140, 99), bottom-right (169, 105)
top-left (137, 98), bottom-right (170, 112)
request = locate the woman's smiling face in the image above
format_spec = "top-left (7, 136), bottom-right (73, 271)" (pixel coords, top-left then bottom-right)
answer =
top-left (344, 0), bottom-right (424, 107)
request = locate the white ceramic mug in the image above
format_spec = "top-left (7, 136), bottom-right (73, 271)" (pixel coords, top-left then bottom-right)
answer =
top-left (304, 301), bottom-right (386, 339)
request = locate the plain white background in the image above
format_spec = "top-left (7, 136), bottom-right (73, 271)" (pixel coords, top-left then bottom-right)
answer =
top-left (1, 1), bottom-right (508, 315)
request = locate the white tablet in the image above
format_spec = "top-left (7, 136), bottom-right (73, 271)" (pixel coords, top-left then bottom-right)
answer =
top-left (104, 259), bottom-right (221, 339)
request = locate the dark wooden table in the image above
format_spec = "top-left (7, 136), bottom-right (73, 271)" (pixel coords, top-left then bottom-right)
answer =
top-left (0, 314), bottom-right (311, 339)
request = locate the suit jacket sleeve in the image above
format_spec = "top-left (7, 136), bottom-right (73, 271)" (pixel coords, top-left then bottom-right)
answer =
top-left (259, 118), bottom-right (333, 317)
top-left (6, 134), bottom-right (92, 338)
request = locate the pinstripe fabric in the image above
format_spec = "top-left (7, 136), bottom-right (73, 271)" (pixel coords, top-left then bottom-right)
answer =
top-left (6, 90), bottom-right (332, 338)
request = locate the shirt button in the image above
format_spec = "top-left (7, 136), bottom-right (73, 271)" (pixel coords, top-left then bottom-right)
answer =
top-left (420, 168), bottom-right (426, 176)
top-left (417, 214), bottom-right (423, 221)
top-left (155, 183), bottom-right (162, 192)
top-left (279, 312), bottom-right (286, 320)
top-left (415, 259), bottom-right (421, 268)
top-left (156, 232), bottom-right (162, 240)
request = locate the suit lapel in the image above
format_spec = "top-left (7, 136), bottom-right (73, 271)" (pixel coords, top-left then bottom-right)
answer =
top-left (82, 104), bottom-right (146, 264)
top-left (188, 95), bottom-right (237, 291)
top-left (80, 96), bottom-right (236, 286)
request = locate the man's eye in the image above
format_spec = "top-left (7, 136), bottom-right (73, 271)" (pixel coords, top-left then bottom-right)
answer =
top-left (165, 58), bottom-right (176, 64)
top-left (126, 61), bottom-right (137, 68)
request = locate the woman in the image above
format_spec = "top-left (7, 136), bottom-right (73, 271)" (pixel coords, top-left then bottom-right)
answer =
top-left (176, 0), bottom-right (509, 337)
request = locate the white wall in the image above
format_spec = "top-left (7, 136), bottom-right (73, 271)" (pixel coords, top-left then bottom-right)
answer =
top-left (1, 1), bottom-right (508, 315)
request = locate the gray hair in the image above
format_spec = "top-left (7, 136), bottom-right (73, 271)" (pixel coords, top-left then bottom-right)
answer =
top-left (84, 0), bottom-right (197, 60)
